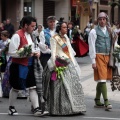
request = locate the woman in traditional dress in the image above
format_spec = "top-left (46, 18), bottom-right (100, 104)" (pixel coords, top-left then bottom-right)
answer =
top-left (72, 25), bottom-right (89, 57)
top-left (0, 31), bottom-right (11, 98)
top-left (43, 21), bottom-right (86, 115)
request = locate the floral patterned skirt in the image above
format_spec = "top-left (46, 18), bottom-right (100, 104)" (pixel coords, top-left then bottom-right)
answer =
top-left (43, 60), bottom-right (86, 115)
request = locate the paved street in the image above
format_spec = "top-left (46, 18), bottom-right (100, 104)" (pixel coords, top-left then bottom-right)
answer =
top-left (0, 56), bottom-right (120, 120)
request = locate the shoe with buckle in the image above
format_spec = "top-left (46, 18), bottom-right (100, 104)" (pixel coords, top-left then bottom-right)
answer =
top-left (8, 106), bottom-right (18, 115)
top-left (104, 99), bottom-right (112, 110)
top-left (105, 104), bottom-right (112, 110)
top-left (33, 107), bottom-right (42, 116)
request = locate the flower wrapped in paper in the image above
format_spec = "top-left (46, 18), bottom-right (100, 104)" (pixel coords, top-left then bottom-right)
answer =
top-left (16, 44), bottom-right (32, 57)
top-left (51, 56), bottom-right (70, 81)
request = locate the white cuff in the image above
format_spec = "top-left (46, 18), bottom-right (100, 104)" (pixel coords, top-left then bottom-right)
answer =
top-left (92, 59), bottom-right (96, 64)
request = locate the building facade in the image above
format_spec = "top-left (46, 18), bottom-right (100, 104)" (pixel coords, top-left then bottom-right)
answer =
top-left (0, 0), bottom-right (71, 30)
top-left (98, 0), bottom-right (118, 22)
top-left (0, 0), bottom-right (119, 32)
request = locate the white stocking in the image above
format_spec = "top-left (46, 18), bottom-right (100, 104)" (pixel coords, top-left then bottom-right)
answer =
top-left (29, 89), bottom-right (39, 109)
top-left (9, 88), bottom-right (18, 106)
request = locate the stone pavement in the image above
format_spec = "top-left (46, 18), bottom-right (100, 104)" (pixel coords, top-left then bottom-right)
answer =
top-left (76, 56), bottom-right (120, 102)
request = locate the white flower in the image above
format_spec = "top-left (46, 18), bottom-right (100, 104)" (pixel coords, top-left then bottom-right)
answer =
top-left (17, 47), bottom-right (24, 54)
top-left (116, 45), bottom-right (120, 48)
top-left (8, 39), bottom-right (11, 43)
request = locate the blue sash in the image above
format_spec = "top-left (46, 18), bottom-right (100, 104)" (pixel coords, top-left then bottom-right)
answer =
top-left (44, 28), bottom-right (51, 48)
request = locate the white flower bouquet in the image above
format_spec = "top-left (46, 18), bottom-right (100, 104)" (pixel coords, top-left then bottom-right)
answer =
top-left (17, 44), bottom-right (32, 57)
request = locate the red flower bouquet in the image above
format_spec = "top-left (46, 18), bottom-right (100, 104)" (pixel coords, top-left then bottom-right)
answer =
top-left (51, 56), bottom-right (69, 81)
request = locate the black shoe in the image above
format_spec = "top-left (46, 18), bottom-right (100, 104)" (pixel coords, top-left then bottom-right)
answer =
top-left (33, 107), bottom-right (42, 116)
top-left (8, 106), bottom-right (18, 115)
top-left (104, 99), bottom-right (112, 110)
top-left (94, 98), bottom-right (105, 108)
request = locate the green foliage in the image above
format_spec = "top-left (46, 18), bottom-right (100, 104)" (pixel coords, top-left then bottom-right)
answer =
top-left (109, 0), bottom-right (120, 6)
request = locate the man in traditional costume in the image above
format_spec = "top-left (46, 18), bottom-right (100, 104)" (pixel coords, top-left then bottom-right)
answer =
top-left (88, 12), bottom-right (113, 110)
top-left (39, 16), bottom-right (56, 69)
top-left (8, 16), bottom-right (45, 116)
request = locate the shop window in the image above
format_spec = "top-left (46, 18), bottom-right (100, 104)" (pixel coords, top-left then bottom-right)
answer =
top-left (24, 0), bottom-right (32, 16)
top-left (100, 0), bottom-right (108, 5)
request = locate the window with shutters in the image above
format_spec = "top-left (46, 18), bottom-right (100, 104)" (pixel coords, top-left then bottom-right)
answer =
top-left (24, 0), bottom-right (33, 16)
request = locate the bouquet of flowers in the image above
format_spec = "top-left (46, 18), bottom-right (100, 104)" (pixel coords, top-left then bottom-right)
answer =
top-left (16, 44), bottom-right (32, 57)
top-left (113, 45), bottom-right (120, 62)
top-left (51, 56), bottom-right (70, 81)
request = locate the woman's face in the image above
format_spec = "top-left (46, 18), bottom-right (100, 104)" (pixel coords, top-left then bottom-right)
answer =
top-left (60, 23), bottom-right (67, 35)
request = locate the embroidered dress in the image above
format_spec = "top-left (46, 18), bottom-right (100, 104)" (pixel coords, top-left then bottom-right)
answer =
top-left (43, 34), bottom-right (86, 115)
top-left (2, 57), bottom-right (12, 97)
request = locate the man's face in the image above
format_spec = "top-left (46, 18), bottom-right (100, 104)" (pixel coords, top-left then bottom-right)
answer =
top-left (98, 17), bottom-right (107, 27)
top-left (6, 20), bottom-right (10, 24)
top-left (25, 22), bottom-right (36, 34)
top-left (68, 24), bottom-right (72, 29)
top-left (47, 20), bottom-right (55, 30)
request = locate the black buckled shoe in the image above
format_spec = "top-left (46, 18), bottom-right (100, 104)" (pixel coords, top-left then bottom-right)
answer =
top-left (104, 99), bottom-right (112, 110)
top-left (8, 106), bottom-right (18, 115)
top-left (33, 107), bottom-right (42, 116)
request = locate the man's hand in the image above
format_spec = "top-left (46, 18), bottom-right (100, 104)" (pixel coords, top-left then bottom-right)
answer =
top-left (34, 52), bottom-right (41, 58)
top-left (92, 63), bottom-right (97, 69)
